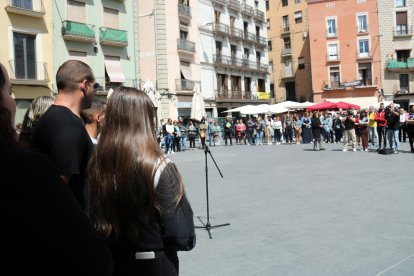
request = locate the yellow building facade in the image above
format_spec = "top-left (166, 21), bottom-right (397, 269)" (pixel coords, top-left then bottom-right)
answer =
top-left (266, 0), bottom-right (312, 103)
top-left (1, 0), bottom-right (54, 123)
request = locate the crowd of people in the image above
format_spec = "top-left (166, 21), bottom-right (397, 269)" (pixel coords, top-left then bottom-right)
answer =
top-left (1, 60), bottom-right (195, 275)
top-left (159, 104), bottom-right (414, 154)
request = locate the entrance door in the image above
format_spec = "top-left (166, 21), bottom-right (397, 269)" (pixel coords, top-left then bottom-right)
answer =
top-left (285, 82), bottom-right (296, 101)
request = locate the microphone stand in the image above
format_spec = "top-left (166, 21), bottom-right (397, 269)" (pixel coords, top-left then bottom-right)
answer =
top-left (195, 145), bottom-right (230, 239)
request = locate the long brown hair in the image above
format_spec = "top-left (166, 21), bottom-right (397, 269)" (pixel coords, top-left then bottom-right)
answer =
top-left (88, 87), bottom-right (184, 242)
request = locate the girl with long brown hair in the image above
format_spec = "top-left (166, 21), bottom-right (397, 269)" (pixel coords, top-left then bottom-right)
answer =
top-left (88, 87), bottom-right (195, 275)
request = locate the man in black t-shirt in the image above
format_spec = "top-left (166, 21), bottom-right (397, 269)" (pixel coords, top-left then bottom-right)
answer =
top-left (31, 60), bottom-right (97, 209)
top-left (385, 103), bottom-right (400, 153)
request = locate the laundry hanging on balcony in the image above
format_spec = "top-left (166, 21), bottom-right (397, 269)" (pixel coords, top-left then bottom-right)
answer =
top-left (104, 56), bottom-right (126, 83)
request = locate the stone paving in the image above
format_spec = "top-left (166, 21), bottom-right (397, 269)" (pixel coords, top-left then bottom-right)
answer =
top-left (169, 141), bottom-right (413, 276)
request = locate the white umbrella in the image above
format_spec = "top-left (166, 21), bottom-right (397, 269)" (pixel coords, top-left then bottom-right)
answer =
top-left (279, 100), bottom-right (302, 109)
top-left (241, 104), bottom-right (270, 115)
top-left (221, 105), bottom-right (254, 113)
top-left (268, 105), bottom-right (289, 114)
top-left (300, 101), bottom-right (314, 108)
top-left (191, 82), bottom-right (206, 121)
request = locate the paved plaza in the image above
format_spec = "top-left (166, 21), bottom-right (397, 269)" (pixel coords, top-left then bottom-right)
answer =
top-left (169, 141), bottom-right (413, 275)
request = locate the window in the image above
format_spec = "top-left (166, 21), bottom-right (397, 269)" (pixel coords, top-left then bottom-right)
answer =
top-left (282, 0), bottom-right (288, 7)
top-left (243, 48), bottom-right (250, 59)
top-left (358, 39), bottom-right (370, 57)
top-left (329, 66), bottom-right (340, 88)
top-left (283, 37), bottom-right (291, 49)
top-left (298, 57), bottom-right (305, 70)
top-left (268, 40), bottom-right (272, 51)
top-left (327, 17), bottom-right (337, 37)
top-left (282, 15), bottom-right (289, 31)
top-left (269, 61), bottom-right (273, 73)
top-left (396, 0), bottom-right (406, 7)
top-left (67, 0), bottom-right (85, 23)
top-left (396, 50), bottom-right (410, 62)
top-left (284, 59), bottom-right (293, 77)
top-left (69, 50), bottom-right (87, 63)
top-left (396, 11), bottom-right (408, 35)
top-left (267, 19), bottom-right (270, 29)
top-left (265, 0), bottom-right (269, 10)
top-left (295, 0), bottom-right (301, 3)
top-left (327, 43), bottom-right (339, 60)
top-left (13, 32), bottom-right (36, 79)
top-left (357, 14), bottom-right (368, 33)
top-left (358, 63), bottom-right (372, 86)
top-left (215, 41), bottom-right (222, 55)
top-left (295, 11), bottom-right (302, 24)
top-left (12, 0), bottom-right (33, 9)
top-left (214, 10), bottom-right (220, 23)
top-left (399, 74), bottom-right (409, 93)
top-left (104, 7), bottom-right (119, 29)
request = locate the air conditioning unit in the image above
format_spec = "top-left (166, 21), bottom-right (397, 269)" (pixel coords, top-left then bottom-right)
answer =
top-left (303, 31), bottom-right (308, 38)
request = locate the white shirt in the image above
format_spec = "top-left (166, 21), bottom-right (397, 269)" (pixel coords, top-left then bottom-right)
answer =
top-left (400, 114), bottom-right (406, 123)
top-left (166, 124), bottom-right (174, 134)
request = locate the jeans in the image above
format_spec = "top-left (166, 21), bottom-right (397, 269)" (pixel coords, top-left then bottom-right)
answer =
top-left (208, 133), bottom-right (214, 146)
top-left (377, 126), bottom-right (387, 149)
top-left (256, 131), bottom-right (263, 145)
top-left (180, 136), bottom-right (187, 151)
top-left (285, 127), bottom-right (293, 143)
top-left (387, 128), bottom-right (399, 151)
top-left (247, 130), bottom-right (254, 144)
top-left (368, 126), bottom-right (378, 147)
top-left (164, 134), bottom-right (173, 153)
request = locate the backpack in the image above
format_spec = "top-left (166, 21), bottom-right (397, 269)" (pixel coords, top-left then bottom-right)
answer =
top-left (378, 148), bottom-right (393, 155)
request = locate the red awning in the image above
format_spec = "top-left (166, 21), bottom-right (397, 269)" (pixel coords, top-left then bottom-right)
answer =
top-left (336, 101), bottom-right (361, 110)
top-left (306, 101), bottom-right (338, 112)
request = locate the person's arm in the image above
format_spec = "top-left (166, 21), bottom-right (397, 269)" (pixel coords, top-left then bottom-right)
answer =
top-left (156, 163), bottom-right (196, 251)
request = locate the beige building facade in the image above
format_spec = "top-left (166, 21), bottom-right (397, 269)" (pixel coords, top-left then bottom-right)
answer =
top-left (266, 0), bottom-right (312, 103)
top-left (138, 0), bottom-right (201, 120)
top-left (1, 0), bottom-right (54, 123)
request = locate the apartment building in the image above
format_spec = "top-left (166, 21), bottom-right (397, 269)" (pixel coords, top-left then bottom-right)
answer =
top-left (53, 0), bottom-right (137, 99)
top-left (308, 0), bottom-right (381, 108)
top-left (1, 0), bottom-right (54, 123)
top-left (266, 0), bottom-right (312, 103)
top-left (379, 0), bottom-right (414, 109)
top-left (198, 0), bottom-right (270, 118)
top-left (139, 0), bottom-right (201, 120)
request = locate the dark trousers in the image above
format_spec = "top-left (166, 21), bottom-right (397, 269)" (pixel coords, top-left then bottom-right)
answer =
top-left (189, 138), bottom-right (195, 148)
top-left (399, 124), bottom-right (407, 142)
top-left (274, 129), bottom-right (281, 142)
top-left (407, 126), bottom-right (414, 151)
top-left (225, 131), bottom-right (232, 145)
top-left (360, 127), bottom-right (369, 149)
top-left (285, 127), bottom-right (293, 143)
top-left (200, 137), bottom-right (206, 149)
top-left (377, 126), bottom-right (387, 148)
top-left (334, 129), bottom-right (343, 143)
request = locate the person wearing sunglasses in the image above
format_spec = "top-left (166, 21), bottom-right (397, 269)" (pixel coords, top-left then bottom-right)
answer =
top-left (31, 60), bottom-right (97, 210)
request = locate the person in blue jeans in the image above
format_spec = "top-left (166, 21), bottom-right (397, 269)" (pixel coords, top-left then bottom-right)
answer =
top-left (208, 118), bottom-right (214, 146)
top-left (164, 118), bottom-right (175, 154)
top-left (255, 116), bottom-right (264, 145)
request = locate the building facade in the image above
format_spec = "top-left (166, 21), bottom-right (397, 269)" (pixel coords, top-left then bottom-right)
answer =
top-left (139, 0), bottom-right (201, 120)
top-left (266, 0), bottom-right (312, 103)
top-left (378, 0), bottom-right (414, 110)
top-left (308, 0), bottom-right (381, 108)
top-left (1, 0), bottom-right (54, 123)
top-left (198, 0), bottom-right (270, 118)
top-left (53, 0), bottom-right (137, 99)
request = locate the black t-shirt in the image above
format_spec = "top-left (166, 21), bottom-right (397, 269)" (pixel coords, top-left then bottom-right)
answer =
top-left (31, 105), bottom-right (93, 209)
top-left (0, 146), bottom-right (113, 275)
top-left (385, 109), bottom-right (400, 130)
top-left (344, 118), bottom-right (355, 130)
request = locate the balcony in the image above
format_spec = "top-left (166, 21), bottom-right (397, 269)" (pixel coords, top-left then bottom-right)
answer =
top-left (95, 77), bottom-right (137, 94)
top-left (229, 27), bottom-right (244, 41)
top-left (256, 36), bottom-right (267, 48)
top-left (99, 27), bottom-right (128, 47)
top-left (5, 0), bottom-right (45, 18)
top-left (215, 90), bottom-right (269, 102)
top-left (356, 50), bottom-right (372, 60)
top-left (281, 26), bottom-right (290, 36)
top-left (323, 80), bottom-right (343, 90)
top-left (212, 0), bottom-right (227, 7)
top-left (281, 48), bottom-right (292, 56)
top-left (254, 9), bottom-right (265, 22)
top-left (243, 32), bottom-right (256, 44)
top-left (281, 69), bottom-right (294, 79)
top-left (326, 53), bottom-right (340, 62)
top-left (213, 54), bottom-right (268, 73)
top-left (8, 60), bottom-right (49, 85)
top-left (178, 3), bottom-right (191, 22)
top-left (394, 26), bottom-right (413, 37)
top-left (241, 4), bottom-right (254, 17)
top-left (386, 58), bottom-right (414, 72)
top-left (176, 78), bottom-right (195, 91)
top-left (177, 38), bottom-right (196, 54)
top-left (213, 23), bottom-right (230, 36)
top-left (62, 20), bottom-right (95, 43)
top-left (228, 0), bottom-right (240, 12)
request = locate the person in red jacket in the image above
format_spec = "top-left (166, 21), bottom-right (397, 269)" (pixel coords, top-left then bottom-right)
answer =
top-left (375, 102), bottom-right (387, 150)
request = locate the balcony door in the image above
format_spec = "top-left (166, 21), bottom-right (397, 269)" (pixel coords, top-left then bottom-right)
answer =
top-left (67, 0), bottom-right (86, 23)
top-left (285, 82), bottom-right (296, 101)
top-left (358, 63), bottom-right (372, 86)
top-left (13, 32), bottom-right (36, 79)
top-left (397, 50), bottom-right (410, 62)
top-left (399, 74), bottom-right (409, 93)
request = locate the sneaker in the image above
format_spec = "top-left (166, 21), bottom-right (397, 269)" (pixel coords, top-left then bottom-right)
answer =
top-left (171, 151), bottom-right (175, 154)
top-left (352, 148), bottom-right (356, 152)
top-left (393, 150), bottom-right (399, 154)
top-left (343, 148), bottom-right (348, 152)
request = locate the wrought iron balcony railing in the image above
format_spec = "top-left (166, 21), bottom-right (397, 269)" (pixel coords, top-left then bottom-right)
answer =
top-left (230, 27), bottom-right (244, 39)
top-left (178, 3), bottom-right (191, 18)
top-left (393, 26), bottom-right (413, 36)
top-left (212, 0), bottom-right (227, 6)
top-left (6, 0), bottom-right (45, 17)
top-left (176, 79), bottom-right (195, 91)
top-left (254, 9), bottom-right (265, 22)
top-left (244, 32), bottom-right (256, 43)
top-left (213, 23), bottom-right (230, 35)
top-left (177, 38), bottom-right (196, 53)
top-left (8, 60), bottom-right (49, 82)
